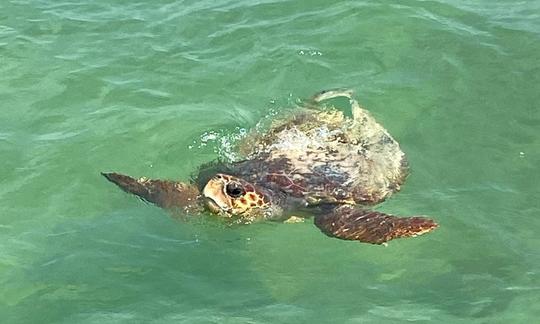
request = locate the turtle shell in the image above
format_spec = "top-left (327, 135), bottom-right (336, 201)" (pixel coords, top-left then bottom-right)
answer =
top-left (230, 92), bottom-right (408, 206)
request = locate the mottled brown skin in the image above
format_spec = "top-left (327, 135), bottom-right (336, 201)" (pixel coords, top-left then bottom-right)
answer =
top-left (102, 89), bottom-right (438, 245)
top-left (101, 173), bottom-right (201, 212)
top-left (314, 205), bottom-right (436, 244)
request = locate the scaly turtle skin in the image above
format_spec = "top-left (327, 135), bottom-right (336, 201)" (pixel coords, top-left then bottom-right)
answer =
top-left (102, 90), bottom-right (437, 244)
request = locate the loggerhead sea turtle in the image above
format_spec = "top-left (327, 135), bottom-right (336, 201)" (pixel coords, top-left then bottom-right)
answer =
top-left (102, 89), bottom-right (437, 244)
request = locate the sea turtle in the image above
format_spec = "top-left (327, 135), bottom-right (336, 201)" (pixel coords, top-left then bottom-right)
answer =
top-left (102, 89), bottom-right (437, 244)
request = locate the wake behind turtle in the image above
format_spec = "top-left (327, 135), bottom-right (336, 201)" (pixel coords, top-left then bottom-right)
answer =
top-left (102, 90), bottom-right (437, 244)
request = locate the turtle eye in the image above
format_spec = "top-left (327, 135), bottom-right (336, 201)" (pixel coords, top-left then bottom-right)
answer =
top-left (225, 182), bottom-right (245, 198)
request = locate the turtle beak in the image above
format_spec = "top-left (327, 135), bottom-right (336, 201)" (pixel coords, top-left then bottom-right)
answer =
top-left (203, 197), bottom-right (224, 214)
top-left (202, 178), bottom-right (232, 213)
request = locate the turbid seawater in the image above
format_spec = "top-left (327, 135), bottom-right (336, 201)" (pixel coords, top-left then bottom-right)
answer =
top-left (1, 0), bottom-right (539, 323)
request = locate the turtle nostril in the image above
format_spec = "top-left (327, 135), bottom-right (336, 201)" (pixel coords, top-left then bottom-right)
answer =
top-left (225, 182), bottom-right (245, 198)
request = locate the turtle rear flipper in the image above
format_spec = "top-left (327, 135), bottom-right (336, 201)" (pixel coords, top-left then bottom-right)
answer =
top-left (314, 205), bottom-right (437, 245)
top-left (102, 172), bottom-right (200, 210)
top-left (311, 88), bottom-right (354, 103)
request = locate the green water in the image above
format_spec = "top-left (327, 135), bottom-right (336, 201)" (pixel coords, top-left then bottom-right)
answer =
top-left (1, 0), bottom-right (539, 323)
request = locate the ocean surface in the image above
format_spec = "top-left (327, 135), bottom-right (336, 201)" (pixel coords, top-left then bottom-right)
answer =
top-left (1, 0), bottom-right (539, 323)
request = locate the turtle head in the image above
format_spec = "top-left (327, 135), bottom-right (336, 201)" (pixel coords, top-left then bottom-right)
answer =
top-left (202, 173), bottom-right (270, 216)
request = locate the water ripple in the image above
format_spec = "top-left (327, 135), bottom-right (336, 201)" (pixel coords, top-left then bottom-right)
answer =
top-left (1, 0), bottom-right (540, 322)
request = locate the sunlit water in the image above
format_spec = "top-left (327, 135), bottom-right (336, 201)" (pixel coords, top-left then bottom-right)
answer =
top-left (1, 0), bottom-right (539, 323)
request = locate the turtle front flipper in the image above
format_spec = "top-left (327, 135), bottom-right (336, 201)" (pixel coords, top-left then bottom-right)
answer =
top-left (314, 205), bottom-right (437, 245)
top-left (102, 172), bottom-right (200, 211)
